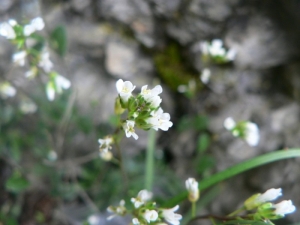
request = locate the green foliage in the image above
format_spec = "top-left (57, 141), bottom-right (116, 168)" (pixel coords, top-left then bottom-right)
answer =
top-left (50, 25), bottom-right (67, 57)
top-left (5, 171), bottom-right (30, 193)
top-left (154, 43), bottom-right (201, 92)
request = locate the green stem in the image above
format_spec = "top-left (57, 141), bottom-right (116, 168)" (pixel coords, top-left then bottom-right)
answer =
top-left (192, 202), bottom-right (196, 218)
top-left (227, 207), bottom-right (246, 217)
top-left (163, 149), bottom-right (300, 207)
top-left (145, 129), bottom-right (156, 191)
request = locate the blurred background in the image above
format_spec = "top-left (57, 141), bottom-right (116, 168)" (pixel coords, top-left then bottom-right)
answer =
top-left (0, 0), bottom-right (300, 224)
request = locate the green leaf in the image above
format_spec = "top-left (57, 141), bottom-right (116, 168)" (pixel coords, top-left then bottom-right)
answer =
top-left (50, 25), bottom-right (67, 57)
top-left (197, 133), bottom-right (210, 153)
top-left (163, 149), bottom-right (300, 207)
top-left (222, 220), bottom-right (273, 225)
top-left (5, 171), bottom-right (30, 193)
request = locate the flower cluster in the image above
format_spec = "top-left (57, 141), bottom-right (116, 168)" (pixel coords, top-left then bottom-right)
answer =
top-left (200, 39), bottom-right (236, 64)
top-left (116, 79), bottom-right (173, 140)
top-left (244, 188), bottom-right (296, 220)
top-left (223, 117), bottom-right (260, 147)
top-left (0, 18), bottom-right (71, 101)
top-left (107, 189), bottom-right (182, 225)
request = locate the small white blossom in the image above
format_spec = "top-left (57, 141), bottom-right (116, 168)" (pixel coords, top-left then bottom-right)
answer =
top-left (132, 218), bottom-right (140, 225)
top-left (116, 79), bottom-right (136, 103)
top-left (123, 120), bottom-right (138, 140)
top-left (244, 122), bottom-right (260, 146)
top-left (147, 108), bottom-right (173, 131)
top-left (143, 209), bottom-right (158, 223)
top-left (46, 81), bottom-right (55, 101)
top-left (226, 49), bottom-right (236, 61)
top-left (55, 75), bottom-right (71, 93)
top-left (19, 98), bottom-right (37, 114)
top-left (223, 117), bottom-right (236, 130)
top-left (209, 39), bottom-right (225, 56)
top-left (99, 151), bottom-right (113, 161)
top-left (273, 200), bottom-right (296, 217)
top-left (87, 214), bottom-right (101, 225)
top-left (255, 188), bottom-right (282, 204)
top-left (161, 205), bottom-right (182, 225)
top-left (185, 178), bottom-right (199, 202)
top-left (98, 137), bottom-right (113, 151)
top-left (0, 82), bottom-right (16, 98)
top-left (39, 49), bottom-right (53, 72)
top-left (200, 68), bottom-right (211, 84)
top-left (24, 17), bottom-right (45, 36)
top-left (149, 95), bottom-right (162, 108)
top-left (12, 51), bottom-right (27, 66)
top-left (131, 189), bottom-right (153, 208)
top-left (107, 200), bottom-right (126, 220)
top-left (0, 21), bottom-right (16, 39)
top-left (46, 74), bottom-right (71, 101)
top-left (141, 84), bottom-right (162, 102)
top-left (201, 39), bottom-right (235, 61)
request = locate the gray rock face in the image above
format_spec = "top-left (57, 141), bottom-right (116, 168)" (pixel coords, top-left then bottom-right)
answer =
top-left (0, 0), bottom-right (15, 14)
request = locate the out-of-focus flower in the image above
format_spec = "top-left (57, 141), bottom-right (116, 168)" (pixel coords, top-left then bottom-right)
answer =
top-left (46, 73), bottom-right (71, 101)
top-left (161, 205), bottom-right (182, 225)
top-left (0, 21), bottom-right (16, 39)
top-left (24, 17), bottom-right (45, 36)
top-left (12, 51), bottom-right (27, 66)
top-left (131, 189), bottom-right (153, 208)
top-left (0, 81), bottom-right (16, 99)
top-left (107, 200), bottom-right (127, 220)
top-left (200, 39), bottom-right (236, 62)
top-left (19, 98), bottom-right (37, 114)
top-left (143, 209), bottom-right (158, 223)
top-left (223, 117), bottom-right (236, 130)
top-left (244, 122), bottom-right (260, 147)
top-left (200, 68), bottom-right (211, 84)
top-left (39, 49), bottom-right (53, 72)
top-left (87, 214), bottom-right (101, 225)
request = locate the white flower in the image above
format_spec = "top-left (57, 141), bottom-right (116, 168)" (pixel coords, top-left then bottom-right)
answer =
top-left (132, 218), bottom-right (140, 225)
top-left (99, 151), bottom-right (113, 161)
top-left (209, 39), bottom-right (225, 56)
top-left (141, 84), bottom-right (162, 102)
top-left (273, 200), bottom-right (296, 217)
top-left (255, 188), bottom-right (282, 204)
top-left (143, 209), bottom-right (158, 223)
top-left (223, 117), bottom-right (236, 130)
top-left (131, 189), bottom-right (153, 208)
top-left (0, 82), bottom-right (16, 98)
top-left (147, 108), bottom-right (173, 131)
top-left (200, 68), bottom-right (211, 84)
top-left (123, 120), bottom-right (138, 140)
top-left (12, 51), bottom-right (27, 66)
top-left (39, 49), bottom-right (53, 72)
top-left (46, 81), bottom-right (55, 101)
top-left (55, 75), bottom-right (71, 93)
top-left (24, 17), bottom-right (45, 36)
top-left (244, 122), bottom-right (260, 146)
top-left (31, 17), bottom-right (45, 31)
top-left (185, 178), bottom-right (199, 202)
top-left (116, 79), bottom-right (136, 103)
top-left (226, 49), bottom-right (236, 61)
top-left (107, 200), bottom-right (126, 220)
top-left (149, 95), bottom-right (162, 108)
top-left (19, 98), bottom-right (37, 114)
top-left (98, 137), bottom-right (113, 151)
top-left (161, 205), bottom-right (182, 225)
top-left (46, 74), bottom-right (71, 101)
top-left (87, 214), bottom-right (101, 225)
top-left (0, 21), bottom-right (16, 39)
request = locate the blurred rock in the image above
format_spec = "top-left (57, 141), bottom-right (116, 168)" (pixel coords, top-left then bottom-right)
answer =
top-left (104, 40), bottom-right (153, 80)
top-left (0, 0), bottom-right (15, 13)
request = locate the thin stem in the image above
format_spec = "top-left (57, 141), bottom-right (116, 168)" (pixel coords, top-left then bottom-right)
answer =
top-left (191, 202), bottom-right (196, 218)
top-left (145, 129), bottom-right (156, 191)
top-left (227, 207), bottom-right (246, 217)
top-left (115, 141), bottom-right (128, 193)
